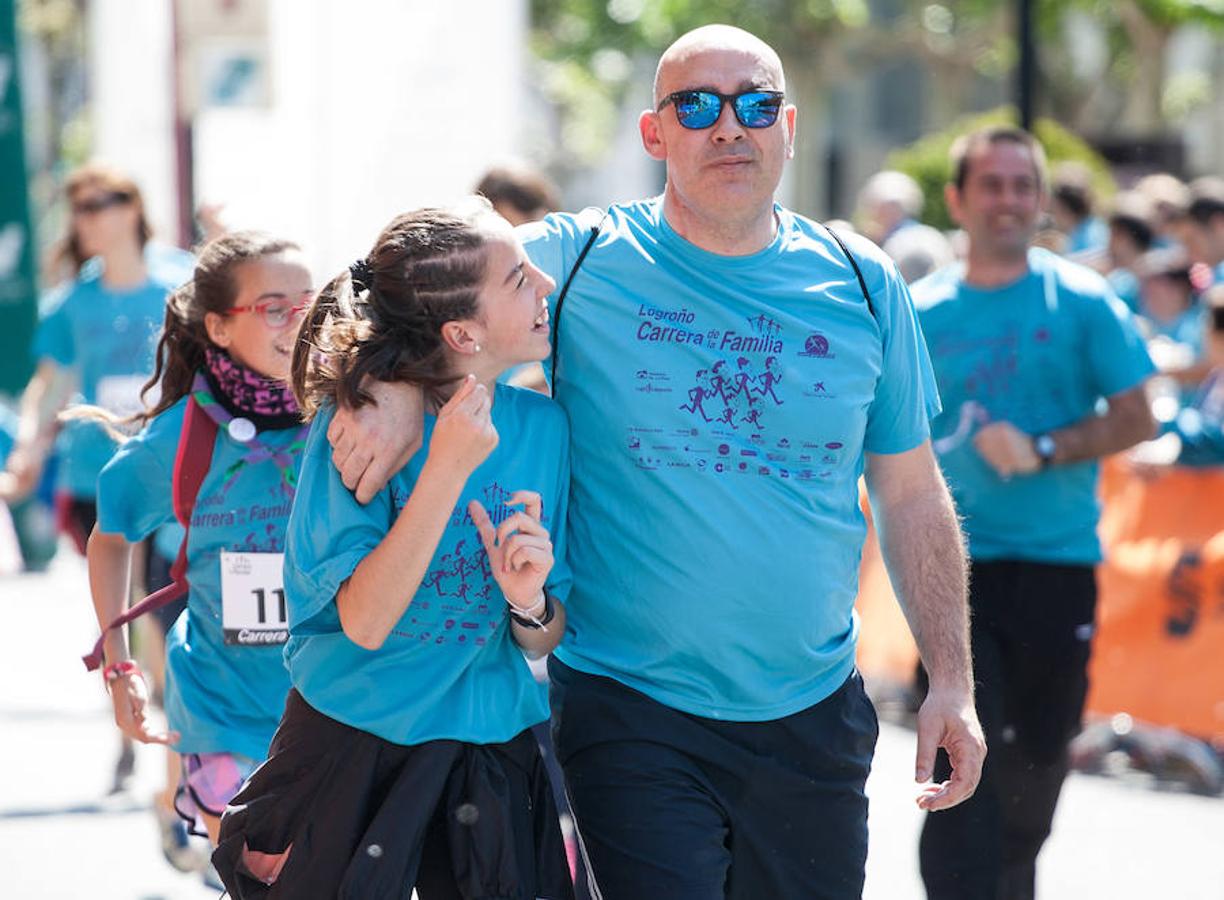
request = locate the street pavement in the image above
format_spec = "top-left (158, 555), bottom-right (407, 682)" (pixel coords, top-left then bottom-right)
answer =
top-left (3, 551), bottom-right (1222, 899)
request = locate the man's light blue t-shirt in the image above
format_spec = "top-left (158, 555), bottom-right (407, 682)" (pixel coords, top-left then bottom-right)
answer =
top-left (33, 270), bottom-right (181, 499)
top-left (283, 385), bottom-right (572, 747)
top-left (1169, 369), bottom-right (1224, 467)
top-left (519, 198), bottom-right (939, 721)
top-left (96, 395), bottom-right (301, 760)
top-left (912, 248), bottom-right (1154, 564)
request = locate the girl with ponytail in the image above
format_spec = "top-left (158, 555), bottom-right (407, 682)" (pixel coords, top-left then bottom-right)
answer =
top-left (213, 202), bottom-right (575, 899)
top-left (86, 231), bottom-right (312, 847)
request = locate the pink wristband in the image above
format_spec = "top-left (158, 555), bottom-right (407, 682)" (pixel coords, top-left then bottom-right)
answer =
top-left (102, 659), bottom-right (143, 687)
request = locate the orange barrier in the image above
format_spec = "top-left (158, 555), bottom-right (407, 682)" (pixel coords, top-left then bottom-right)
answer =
top-left (854, 463), bottom-right (1224, 744)
top-left (1086, 458), bottom-right (1224, 743)
top-left (854, 492), bottom-right (919, 686)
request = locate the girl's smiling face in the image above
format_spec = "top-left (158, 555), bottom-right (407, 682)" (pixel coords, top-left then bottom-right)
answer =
top-left (206, 251), bottom-right (314, 380)
top-left (464, 220), bottom-right (557, 372)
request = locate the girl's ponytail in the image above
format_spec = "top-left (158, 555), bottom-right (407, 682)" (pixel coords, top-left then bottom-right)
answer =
top-left (291, 269), bottom-right (365, 418)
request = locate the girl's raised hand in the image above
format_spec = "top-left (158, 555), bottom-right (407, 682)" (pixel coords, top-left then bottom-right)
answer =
top-left (469, 490), bottom-right (554, 611)
top-left (428, 376), bottom-right (498, 477)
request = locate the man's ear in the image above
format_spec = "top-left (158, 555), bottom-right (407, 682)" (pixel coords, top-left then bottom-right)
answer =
top-left (640, 109), bottom-right (667, 162)
top-left (440, 320), bottom-right (482, 356)
top-left (203, 311), bottom-right (231, 348)
top-left (944, 182), bottom-right (964, 227)
top-left (783, 105), bottom-right (797, 160)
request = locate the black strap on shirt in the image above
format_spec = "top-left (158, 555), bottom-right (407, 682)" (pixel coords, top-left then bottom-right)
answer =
top-left (821, 223), bottom-right (877, 322)
top-left (549, 211), bottom-right (609, 392)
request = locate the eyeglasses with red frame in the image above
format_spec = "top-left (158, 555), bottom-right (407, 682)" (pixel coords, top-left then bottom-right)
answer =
top-left (223, 297), bottom-right (309, 329)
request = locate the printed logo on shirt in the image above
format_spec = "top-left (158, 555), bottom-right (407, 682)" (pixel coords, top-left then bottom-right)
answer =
top-left (798, 332), bottom-right (835, 359)
top-left (620, 302), bottom-right (861, 483)
top-left (677, 355), bottom-right (785, 431)
top-left (802, 381), bottom-right (837, 400)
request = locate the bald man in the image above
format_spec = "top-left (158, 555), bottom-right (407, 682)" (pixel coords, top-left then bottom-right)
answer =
top-left (327, 25), bottom-right (984, 899)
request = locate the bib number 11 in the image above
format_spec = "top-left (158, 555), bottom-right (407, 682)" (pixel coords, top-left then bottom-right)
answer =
top-left (220, 550), bottom-right (289, 646)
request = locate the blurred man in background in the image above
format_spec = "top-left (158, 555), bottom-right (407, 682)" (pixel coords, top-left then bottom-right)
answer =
top-left (913, 126), bottom-right (1156, 900)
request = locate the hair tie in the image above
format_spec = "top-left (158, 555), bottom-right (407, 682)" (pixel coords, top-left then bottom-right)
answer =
top-left (349, 258), bottom-right (374, 293)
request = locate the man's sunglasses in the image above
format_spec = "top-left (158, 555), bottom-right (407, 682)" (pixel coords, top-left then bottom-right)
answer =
top-left (224, 298), bottom-right (310, 329)
top-left (656, 90), bottom-right (784, 130)
top-left (71, 192), bottom-right (133, 216)
top-left (1213, 304), bottom-right (1224, 332)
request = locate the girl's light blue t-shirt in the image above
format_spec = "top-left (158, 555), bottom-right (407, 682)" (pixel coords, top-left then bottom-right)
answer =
top-left (96, 395), bottom-right (302, 759)
top-left (283, 385), bottom-right (571, 747)
top-left (33, 270), bottom-right (181, 499)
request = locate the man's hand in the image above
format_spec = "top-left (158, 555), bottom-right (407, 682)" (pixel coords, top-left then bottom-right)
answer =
top-left (914, 686), bottom-right (986, 811)
top-left (972, 420), bottom-right (1039, 478)
top-left (327, 380), bottom-right (425, 503)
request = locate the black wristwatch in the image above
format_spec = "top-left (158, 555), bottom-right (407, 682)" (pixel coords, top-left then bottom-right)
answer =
top-left (1033, 433), bottom-right (1057, 468)
top-left (509, 594), bottom-right (555, 629)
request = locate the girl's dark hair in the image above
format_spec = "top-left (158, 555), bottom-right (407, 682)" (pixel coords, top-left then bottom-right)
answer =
top-left (292, 202), bottom-right (495, 420)
top-left (139, 231), bottom-right (301, 424)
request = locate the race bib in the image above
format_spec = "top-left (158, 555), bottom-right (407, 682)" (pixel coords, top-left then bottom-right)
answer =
top-left (220, 550), bottom-right (288, 645)
top-left (96, 374), bottom-right (157, 418)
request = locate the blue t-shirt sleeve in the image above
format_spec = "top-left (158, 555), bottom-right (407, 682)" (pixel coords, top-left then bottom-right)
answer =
top-left (543, 412), bottom-right (573, 604)
top-left (858, 241), bottom-right (941, 454)
top-left (95, 402), bottom-right (184, 541)
top-left (1082, 291), bottom-right (1156, 398)
top-left (31, 286), bottom-right (75, 367)
top-left (283, 408), bottom-right (394, 635)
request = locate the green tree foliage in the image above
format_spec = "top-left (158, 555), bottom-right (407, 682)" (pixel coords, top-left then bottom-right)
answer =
top-left (530, 1), bottom-right (1224, 168)
top-left (529, 0), bottom-right (871, 165)
top-left (886, 107), bottom-right (1116, 231)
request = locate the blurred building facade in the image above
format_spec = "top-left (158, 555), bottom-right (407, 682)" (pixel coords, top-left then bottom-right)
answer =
top-left (89, 0), bottom-right (526, 278)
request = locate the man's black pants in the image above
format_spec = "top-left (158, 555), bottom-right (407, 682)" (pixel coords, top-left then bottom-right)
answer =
top-left (920, 560), bottom-right (1097, 900)
top-left (549, 658), bottom-right (878, 900)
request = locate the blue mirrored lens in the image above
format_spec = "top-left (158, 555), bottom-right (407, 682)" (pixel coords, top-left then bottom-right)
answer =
top-left (734, 92), bottom-right (782, 128)
top-left (674, 92), bottom-right (722, 129)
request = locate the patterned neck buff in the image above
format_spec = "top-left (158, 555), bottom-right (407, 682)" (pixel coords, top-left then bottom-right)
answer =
top-left (203, 345), bottom-right (301, 430)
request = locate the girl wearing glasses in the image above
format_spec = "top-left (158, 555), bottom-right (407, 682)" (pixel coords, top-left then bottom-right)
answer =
top-left (86, 231), bottom-right (312, 848)
top-left (212, 202), bottom-right (574, 899)
top-left (0, 163), bottom-right (197, 848)
top-left (1, 163), bottom-right (192, 555)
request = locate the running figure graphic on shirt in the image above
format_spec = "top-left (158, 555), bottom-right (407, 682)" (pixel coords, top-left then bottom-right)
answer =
top-left (755, 356), bottom-right (784, 405)
top-left (680, 356), bottom-right (785, 430)
top-left (731, 357), bottom-right (756, 398)
top-left (679, 369), bottom-right (716, 421)
top-left (741, 398), bottom-right (764, 430)
top-left (710, 360), bottom-right (734, 405)
top-left (422, 538), bottom-right (492, 603)
top-left (747, 313), bottom-right (782, 338)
